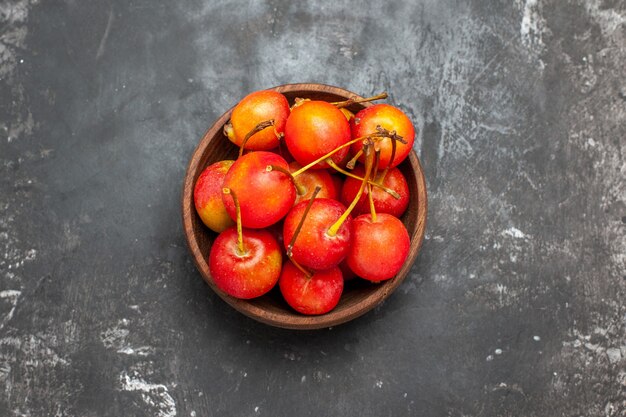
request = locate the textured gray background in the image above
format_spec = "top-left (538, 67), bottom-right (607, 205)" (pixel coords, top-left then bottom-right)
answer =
top-left (1, 0), bottom-right (625, 416)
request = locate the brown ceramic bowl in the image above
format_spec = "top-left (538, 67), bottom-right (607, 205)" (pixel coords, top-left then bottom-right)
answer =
top-left (182, 83), bottom-right (427, 330)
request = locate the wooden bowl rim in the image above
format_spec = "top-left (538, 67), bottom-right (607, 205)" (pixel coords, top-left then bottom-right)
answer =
top-left (181, 83), bottom-right (428, 330)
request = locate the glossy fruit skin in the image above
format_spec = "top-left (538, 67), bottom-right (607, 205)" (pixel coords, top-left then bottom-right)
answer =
top-left (351, 104), bottom-right (415, 169)
top-left (289, 162), bottom-right (338, 205)
top-left (194, 160), bottom-right (235, 233)
top-left (284, 100), bottom-right (351, 170)
top-left (222, 151), bottom-right (296, 229)
top-left (225, 90), bottom-right (289, 151)
top-left (279, 261), bottom-right (343, 315)
top-left (340, 166), bottom-right (409, 218)
top-left (209, 227), bottom-right (282, 299)
top-left (283, 198), bottom-right (353, 270)
top-left (346, 213), bottom-right (410, 282)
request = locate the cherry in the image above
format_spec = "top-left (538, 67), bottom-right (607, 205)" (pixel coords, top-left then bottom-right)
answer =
top-left (224, 90), bottom-right (289, 151)
top-left (222, 151), bottom-right (296, 229)
top-left (338, 259), bottom-right (357, 281)
top-left (279, 261), bottom-right (343, 315)
top-left (351, 104), bottom-right (415, 169)
top-left (289, 161), bottom-right (338, 205)
top-left (209, 189), bottom-right (282, 299)
top-left (283, 198), bottom-right (352, 270)
top-left (346, 213), bottom-right (410, 282)
top-left (283, 139), bottom-right (375, 271)
top-left (340, 165), bottom-right (409, 218)
top-left (194, 160), bottom-right (235, 233)
top-left (284, 100), bottom-right (351, 170)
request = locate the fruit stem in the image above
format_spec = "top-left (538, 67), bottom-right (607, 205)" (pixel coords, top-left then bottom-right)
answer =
top-left (379, 128), bottom-right (397, 181)
top-left (332, 92), bottom-right (388, 109)
top-left (375, 125), bottom-right (407, 144)
top-left (291, 258), bottom-right (313, 279)
top-left (327, 141), bottom-right (374, 237)
top-left (266, 165), bottom-right (307, 195)
top-left (368, 183), bottom-right (377, 223)
top-left (324, 158), bottom-right (401, 199)
top-left (291, 130), bottom-right (397, 177)
top-left (222, 188), bottom-right (246, 256)
top-left (286, 185), bottom-right (322, 279)
top-left (372, 149), bottom-right (381, 182)
top-left (238, 119), bottom-right (275, 158)
top-left (346, 150), bottom-right (363, 170)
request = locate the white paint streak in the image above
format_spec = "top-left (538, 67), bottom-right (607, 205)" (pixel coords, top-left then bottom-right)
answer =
top-left (520, 0), bottom-right (545, 48)
top-left (0, 289), bottom-right (20, 330)
top-left (502, 227), bottom-right (528, 239)
top-left (519, 0), bottom-right (546, 69)
top-left (584, 0), bottom-right (626, 37)
top-left (606, 348), bottom-right (621, 364)
top-left (0, 289), bottom-right (21, 298)
top-left (101, 319), bottom-right (155, 357)
top-left (120, 371), bottom-right (177, 417)
top-left (116, 346), bottom-right (154, 356)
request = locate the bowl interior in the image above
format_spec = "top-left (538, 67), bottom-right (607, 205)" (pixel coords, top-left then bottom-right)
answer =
top-left (182, 83), bottom-right (427, 330)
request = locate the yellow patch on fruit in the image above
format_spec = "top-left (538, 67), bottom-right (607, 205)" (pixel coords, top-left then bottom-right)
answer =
top-left (198, 200), bottom-right (235, 233)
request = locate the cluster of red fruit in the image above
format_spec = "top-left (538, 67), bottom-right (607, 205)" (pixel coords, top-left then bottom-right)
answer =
top-left (193, 89), bottom-right (415, 315)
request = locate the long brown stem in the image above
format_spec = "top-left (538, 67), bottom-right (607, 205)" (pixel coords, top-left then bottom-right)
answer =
top-left (222, 188), bottom-right (245, 255)
top-left (379, 128), bottom-right (397, 181)
top-left (325, 158), bottom-right (400, 199)
top-left (346, 150), bottom-right (363, 170)
top-left (371, 149), bottom-right (381, 181)
top-left (331, 92), bottom-right (388, 109)
top-left (286, 186), bottom-right (322, 278)
top-left (266, 165), bottom-right (306, 195)
top-left (238, 119), bottom-right (275, 158)
top-left (327, 141), bottom-right (374, 237)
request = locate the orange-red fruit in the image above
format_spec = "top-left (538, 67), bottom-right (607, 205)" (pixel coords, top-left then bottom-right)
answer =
top-left (340, 166), bottom-right (409, 218)
top-left (225, 90), bottom-right (289, 151)
top-left (289, 162), bottom-right (338, 205)
top-left (279, 261), bottom-right (343, 315)
top-left (351, 104), bottom-right (415, 169)
top-left (222, 151), bottom-right (296, 229)
top-left (284, 100), bottom-right (351, 170)
top-left (283, 198), bottom-right (353, 270)
top-left (209, 227), bottom-right (282, 299)
top-left (193, 160), bottom-right (235, 233)
top-left (346, 213), bottom-right (410, 282)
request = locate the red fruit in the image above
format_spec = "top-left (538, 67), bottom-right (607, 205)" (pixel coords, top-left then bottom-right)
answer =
top-left (194, 160), bottom-right (235, 233)
top-left (222, 151), bottom-right (296, 229)
top-left (209, 227), bottom-right (282, 299)
top-left (283, 198), bottom-right (352, 270)
top-left (339, 259), bottom-right (357, 281)
top-left (224, 90), bottom-right (289, 151)
top-left (279, 261), bottom-right (343, 315)
top-left (346, 213), bottom-right (410, 282)
top-left (330, 174), bottom-right (345, 198)
top-left (351, 104), bottom-right (415, 169)
top-left (340, 166), bottom-right (409, 218)
top-left (289, 162), bottom-right (338, 205)
top-left (284, 100), bottom-right (351, 170)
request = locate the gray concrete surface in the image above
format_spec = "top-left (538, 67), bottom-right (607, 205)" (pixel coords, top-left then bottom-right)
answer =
top-left (1, 0), bottom-right (625, 416)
